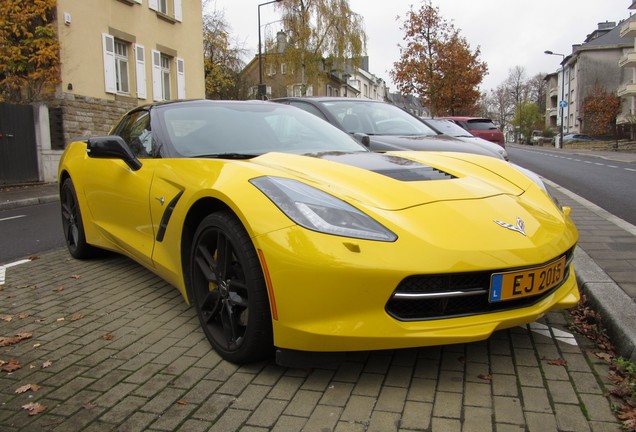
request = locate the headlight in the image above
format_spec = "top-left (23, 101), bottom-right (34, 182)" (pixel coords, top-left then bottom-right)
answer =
top-left (511, 164), bottom-right (561, 209)
top-left (250, 176), bottom-right (397, 242)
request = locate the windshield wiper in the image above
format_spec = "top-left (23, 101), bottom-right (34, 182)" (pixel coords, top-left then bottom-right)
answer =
top-left (195, 153), bottom-right (258, 159)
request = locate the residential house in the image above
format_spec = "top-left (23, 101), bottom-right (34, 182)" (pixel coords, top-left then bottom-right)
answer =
top-left (618, 1), bottom-right (636, 130)
top-left (341, 57), bottom-right (388, 101)
top-left (39, 0), bottom-right (204, 180)
top-left (386, 93), bottom-right (430, 118)
top-left (545, 16), bottom-right (634, 136)
top-left (239, 32), bottom-right (386, 101)
top-left (544, 72), bottom-right (560, 130)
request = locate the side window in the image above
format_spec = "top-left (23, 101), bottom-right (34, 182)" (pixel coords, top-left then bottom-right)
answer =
top-left (289, 101), bottom-right (327, 121)
top-left (113, 111), bottom-right (154, 158)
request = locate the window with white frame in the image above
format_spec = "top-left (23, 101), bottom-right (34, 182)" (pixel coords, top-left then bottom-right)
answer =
top-left (248, 85), bottom-right (271, 99)
top-left (102, 33), bottom-right (147, 98)
top-left (151, 50), bottom-right (185, 101)
top-left (288, 84), bottom-right (313, 97)
top-left (160, 54), bottom-right (171, 100)
top-left (149, 0), bottom-right (182, 21)
top-left (281, 63), bottom-right (287, 75)
top-left (114, 40), bottom-right (130, 94)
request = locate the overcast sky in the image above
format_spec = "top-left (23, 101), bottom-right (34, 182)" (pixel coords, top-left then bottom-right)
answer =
top-left (212, 0), bottom-right (632, 93)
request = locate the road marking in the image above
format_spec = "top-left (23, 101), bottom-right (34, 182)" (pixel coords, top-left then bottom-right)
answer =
top-left (518, 148), bottom-right (636, 174)
top-left (0, 259), bottom-right (31, 286)
top-left (525, 322), bottom-right (578, 346)
top-left (0, 215), bottom-right (26, 222)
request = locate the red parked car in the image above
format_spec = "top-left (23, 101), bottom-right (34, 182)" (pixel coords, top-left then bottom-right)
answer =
top-left (440, 117), bottom-right (505, 148)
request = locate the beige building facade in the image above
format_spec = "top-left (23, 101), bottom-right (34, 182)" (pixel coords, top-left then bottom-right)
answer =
top-left (56, 0), bottom-right (204, 105)
top-left (35, 0), bottom-right (204, 181)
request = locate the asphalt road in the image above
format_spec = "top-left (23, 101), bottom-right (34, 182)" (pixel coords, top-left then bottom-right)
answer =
top-left (0, 201), bottom-right (64, 265)
top-left (508, 145), bottom-right (636, 226)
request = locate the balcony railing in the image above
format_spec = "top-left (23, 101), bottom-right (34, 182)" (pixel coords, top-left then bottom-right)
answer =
top-left (620, 21), bottom-right (636, 38)
top-left (619, 51), bottom-right (636, 68)
top-left (617, 82), bottom-right (636, 97)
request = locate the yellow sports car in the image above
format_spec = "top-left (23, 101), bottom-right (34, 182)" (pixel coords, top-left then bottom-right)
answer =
top-left (58, 100), bottom-right (579, 365)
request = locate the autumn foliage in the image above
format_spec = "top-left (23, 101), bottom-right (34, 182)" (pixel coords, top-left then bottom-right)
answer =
top-left (0, 0), bottom-right (60, 103)
top-left (275, 0), bottom-right (366, 93)
top-left (582, 84), bottom-right (621, 136)
top-left (202, 8), bottom-right (245, 100)
top-left (391, 1), bottom-right (487, 116)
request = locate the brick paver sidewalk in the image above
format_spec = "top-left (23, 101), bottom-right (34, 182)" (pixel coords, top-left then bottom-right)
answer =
top-left (0, 249), bottom-right (622, 431)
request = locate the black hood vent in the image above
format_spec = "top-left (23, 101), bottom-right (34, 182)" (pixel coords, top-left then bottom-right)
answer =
top-left (309, 151), bottom-right (456, 182)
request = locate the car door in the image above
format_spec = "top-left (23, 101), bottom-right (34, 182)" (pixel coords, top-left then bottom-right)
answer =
top-left (81, 110), bottom-right (156, 266)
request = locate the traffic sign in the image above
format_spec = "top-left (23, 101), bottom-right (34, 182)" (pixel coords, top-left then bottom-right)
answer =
top-left (559, 100), bottom-right (567, 108)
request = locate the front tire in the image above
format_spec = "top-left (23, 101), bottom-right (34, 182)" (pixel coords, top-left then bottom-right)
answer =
top-left (190, 211), bottom-right (273, 364)
top-left (60, 178), bottom-right (98, 259)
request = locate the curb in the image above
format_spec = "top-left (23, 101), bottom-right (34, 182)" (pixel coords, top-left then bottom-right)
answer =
top-left (0, 195), bottom-right (59, 211)
top-left (574, 247), bottom-right (636, 363)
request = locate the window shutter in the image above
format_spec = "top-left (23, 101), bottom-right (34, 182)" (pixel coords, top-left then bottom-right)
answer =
top-left (151, 50), bottom-right (162, 101)
top-left (176, 57), bottom-right (185, 99)
top-left (135, 44), bottom-right (147, 99)
top-left (173, 0), bottom-right (182, 21)
top-left (149, 0), bottom-right (158, 11)
top-left (102, 33), bottom-right (116, 94)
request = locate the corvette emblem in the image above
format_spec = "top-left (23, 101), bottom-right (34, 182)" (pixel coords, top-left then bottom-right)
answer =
top-left (494, 217), bottom-right (526, 236)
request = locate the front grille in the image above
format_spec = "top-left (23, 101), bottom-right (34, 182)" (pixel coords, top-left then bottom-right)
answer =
top-left (385, 247), bottom-right (575, 321)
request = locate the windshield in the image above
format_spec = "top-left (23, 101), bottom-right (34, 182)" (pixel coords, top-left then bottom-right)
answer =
top-left (466, 119), bottom-right (498, 131)
top-left (157, 102), bottom-right (368, 157)
top-left (320, 101), bottom-right (437, 137)
top-left (425, 119), bottom-right (473, 137)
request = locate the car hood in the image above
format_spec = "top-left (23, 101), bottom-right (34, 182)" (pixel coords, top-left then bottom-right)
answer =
top-left (250, 151), bottom-right (531, 211)
top-left (367, 134), bottom-right (502, 159)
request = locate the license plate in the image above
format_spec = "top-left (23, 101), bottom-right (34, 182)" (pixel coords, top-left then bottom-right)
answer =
top-left (489, 256), bottom-right (566, 303)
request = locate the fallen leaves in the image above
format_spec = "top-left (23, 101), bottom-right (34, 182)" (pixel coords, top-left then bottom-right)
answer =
top-left (478, 373), bottom-right (493, 381)
top-left (569, 293), bottom-right (635, 431)
top-left (21, 402), bottom-right (47, 416)
top-left (1, 314), bottom-right (30, 322)
top-left (15, 383), bottom-right (40, 394)
top-left (41, 360), bottom-right (52, 369)
top-left (0, 332), bottom-right (33, 347)
top-left (71, 313), bottom-right (84, 321)
top-left (546, 358), bottom-right (568, 367)
top-left (0, 359), bottom-right (21, 372)
top-left (595, 352), bottom-right (612, 362)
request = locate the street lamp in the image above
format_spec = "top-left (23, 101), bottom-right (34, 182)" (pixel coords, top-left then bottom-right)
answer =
top-left (544, 50), bottom-right (566, 147)
top-left (257, 0), bottom-right (283, 100)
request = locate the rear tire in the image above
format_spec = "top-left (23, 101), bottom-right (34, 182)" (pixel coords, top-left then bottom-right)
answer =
top-left (189, 211), bottom-right (274, 364)
top-left (60, 178), bottom-right (98, 259)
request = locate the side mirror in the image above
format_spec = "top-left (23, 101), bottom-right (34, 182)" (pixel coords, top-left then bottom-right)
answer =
top-left (87, 136), bottom-right (142, 171)
top-left (353, 132), bottom-right (370, 147)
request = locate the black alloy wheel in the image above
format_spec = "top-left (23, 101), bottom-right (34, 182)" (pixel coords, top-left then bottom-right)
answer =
top-left (60, 178), bottom-right (97, 259)
top-left (190, 211), bottom-right (273, 364)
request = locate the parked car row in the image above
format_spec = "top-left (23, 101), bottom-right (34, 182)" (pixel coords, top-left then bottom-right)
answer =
top-left (273, 97), bottom-right (507, 160)
top-left (58, 98), bottom-right (579, 365)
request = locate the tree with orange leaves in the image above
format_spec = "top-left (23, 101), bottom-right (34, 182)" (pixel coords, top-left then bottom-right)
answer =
top-left (391, 1), bottom-right (487, 116)
top-left (0, 0), bottom-right (60, 103)
top-left (582, 84), bottom-right (621, 136)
